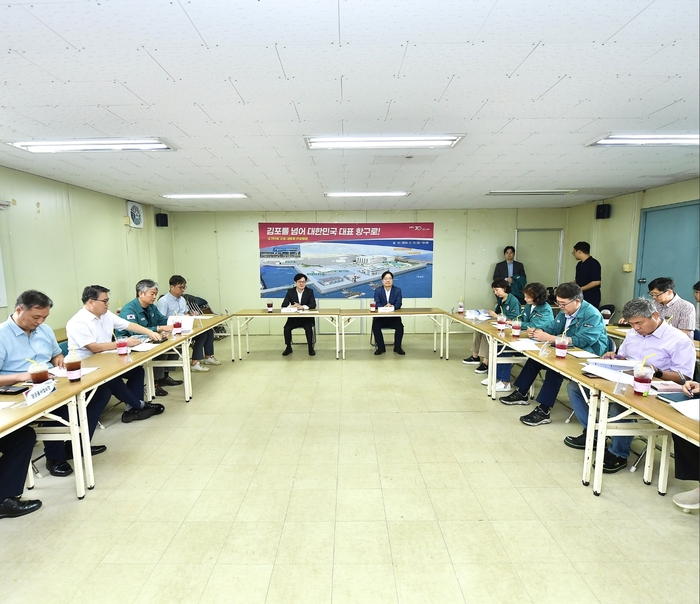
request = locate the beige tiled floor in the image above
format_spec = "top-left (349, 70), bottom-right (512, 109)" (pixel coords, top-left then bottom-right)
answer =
top-left (1, 334), bottom-right (698, 603)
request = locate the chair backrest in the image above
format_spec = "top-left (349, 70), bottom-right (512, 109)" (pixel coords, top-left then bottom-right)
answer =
top-left (606, 336), bottom-right (617, 354)
top-left (58, 341), bottom-right (69, 356)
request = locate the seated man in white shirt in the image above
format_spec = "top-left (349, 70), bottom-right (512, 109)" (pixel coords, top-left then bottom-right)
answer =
top-left (67, 285), bottom-right (166, 424)
top-left (156, 275), bottom-right (220, 372)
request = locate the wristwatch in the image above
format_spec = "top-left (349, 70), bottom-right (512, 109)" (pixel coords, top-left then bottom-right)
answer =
top-left (652, 367), bottom-right (663, 379)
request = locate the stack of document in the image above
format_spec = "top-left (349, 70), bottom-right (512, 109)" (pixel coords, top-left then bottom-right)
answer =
top-left (581, 360), bottom-right (635, 385)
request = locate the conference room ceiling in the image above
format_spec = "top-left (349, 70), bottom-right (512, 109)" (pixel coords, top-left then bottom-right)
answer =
top-left (0, 0), bottom-right (698, 213)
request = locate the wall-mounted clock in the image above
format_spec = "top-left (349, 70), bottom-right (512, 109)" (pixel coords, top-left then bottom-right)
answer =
top-left (126, 201), bottom-right (144, 229)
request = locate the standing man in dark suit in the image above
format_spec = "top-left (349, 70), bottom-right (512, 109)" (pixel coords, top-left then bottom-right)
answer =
top-left (493, 246), bottom-right (527, 303)
top-left (281, 273), bottom-right (317, 356)
top-left (372, 271), bottom-right (405, 356)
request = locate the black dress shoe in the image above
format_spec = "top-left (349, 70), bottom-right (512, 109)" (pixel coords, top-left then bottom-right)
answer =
top-left (143, 402), bottom-right (165, 415)
top-left (46, 459), bottom-right (74, 477)
top-left (394, 348), bottom-right (406, 355)
top-left (122, 406), bottom-right (156, 423)
top-left (0, 497), bottom-right (42, 519)
top-left (65, 443), bottom-right (107, 460)
top-left (308, 347), bottom-right (316, 356)
top-left (374, 348), bottom-right (386, 355)
top-left (161, 376), bottom-right (183, 386)
top-left (154, 386), bottom-right (169, 397)
top-left (282, 346), bottom-right (293, 356)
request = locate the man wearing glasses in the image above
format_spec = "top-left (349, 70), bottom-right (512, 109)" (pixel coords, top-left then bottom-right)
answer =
top-left (67, 285), bottom-right (166, 428)
top-left (647, 277), bottom-right (695, 338)
top-left (157, 275), bottom-right (220, 372)
top-left (500, 282), bottom-right (608, 426)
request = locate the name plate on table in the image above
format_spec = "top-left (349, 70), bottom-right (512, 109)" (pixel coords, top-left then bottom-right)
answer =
top-left (22, 380), bottom-right (57, 406)
top-left (377, 307), bottom-right (395, 313)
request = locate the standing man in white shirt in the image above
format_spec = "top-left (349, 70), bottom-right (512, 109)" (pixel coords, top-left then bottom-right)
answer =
top-left (156, 275), bottom-right (220, 372)
top-left (67, 285), bottom-right (166, 424)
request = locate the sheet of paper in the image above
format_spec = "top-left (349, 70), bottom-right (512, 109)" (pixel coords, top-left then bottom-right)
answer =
top-left (669, 399), bottom-right (700, 421)
top-left (582, 363), bottom-right (634, 385)
top-left (587, 358), bottom-right (638, 371)
top-left (0, 401), bottom-right (16, 410)
top-left (508, 339), bottom-right (541, 351)
top-left (567, 350), bottom-right (599, 359)
top-left (49, 366), bottom-right (99, 378)
top-left (132, 342), bottom-right (159, 352)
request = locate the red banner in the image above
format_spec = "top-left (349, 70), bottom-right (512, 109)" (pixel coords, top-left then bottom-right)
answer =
top-left (259, 222), bottom-right (434, 246)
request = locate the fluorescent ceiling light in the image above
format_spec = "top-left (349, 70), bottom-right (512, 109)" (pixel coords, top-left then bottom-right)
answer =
top-left (7, 138), bottom-right (172, 153)
top-left (324, 192), bottom-right (411, 198)
top-left (161, 193), bottom-right (248, 199)
top-left (591, 134), bottom-right (699, 146)
top-left (488, 190), bottom-right (578, 196)
top-left (305, 135), bottom-right (462, 150)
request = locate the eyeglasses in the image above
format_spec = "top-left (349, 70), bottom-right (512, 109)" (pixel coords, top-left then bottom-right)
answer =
top-left (94, 298), bottom-right (110, 304)
top-left (649, 291), bottom-right (667, 299)
top-left (556, 299), bottom-right (575, 308)
top-left (175, 284), bottom-right (187, 290)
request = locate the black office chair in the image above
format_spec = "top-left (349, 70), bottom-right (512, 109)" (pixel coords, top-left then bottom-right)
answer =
top-left (599, 304), bottom-right (616, 322)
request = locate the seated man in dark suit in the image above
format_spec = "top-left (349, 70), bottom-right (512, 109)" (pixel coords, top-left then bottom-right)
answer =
top-left (0, 428), bottom-right (42, 518)
top-left (281, 273), bottom-right (317, 356)
top-left (493, 246), bottom-right (527, 303)
top-left (372, 271), bottom-right (405, 356)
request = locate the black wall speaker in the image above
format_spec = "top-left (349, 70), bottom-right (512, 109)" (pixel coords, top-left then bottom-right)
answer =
top-left (595, 204), bottom-right (611, 220)
top-left (155, 213), bottom-right (169, 227)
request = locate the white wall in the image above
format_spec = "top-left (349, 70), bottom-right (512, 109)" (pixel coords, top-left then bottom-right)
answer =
top-left (1, 162), bottom-right (696, 334)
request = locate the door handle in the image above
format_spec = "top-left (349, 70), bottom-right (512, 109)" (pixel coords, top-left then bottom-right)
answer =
top-left (637, 278), bottom-right (646, 284)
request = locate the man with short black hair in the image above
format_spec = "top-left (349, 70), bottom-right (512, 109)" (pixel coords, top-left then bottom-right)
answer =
top-left (493, 246), bottom-right (527, 300)
top-left (157, 275), bottom-right (220, 372)
top-left (573, 241), bottom-right (602, 308)
top-left (500, 282), bottom-right (607, 426)
top-left (281, 273), bottom-right (317, 356)
top-left (564, 298), bottom-right (695, 473)
top-left (67, 285), bottom-right (166, 424)
top-left (647, 277), bottom-right (696, 338)
top-left (371, 271), bottom-right (405, 356)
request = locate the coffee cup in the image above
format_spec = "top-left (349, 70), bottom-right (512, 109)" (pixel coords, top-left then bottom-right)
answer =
top-left (266, 301), bottom-right (273, 313)
top-left (370, 302), bottom-right (376, 312)
top-left (511, 320), bottom-right (521, 337)
top-left (28, 362), bottom-right (49, 384)
top-left (116, 337), bottom-right (129, 355)
top-left (497, 314), bottom-right (506, 331)
top-left (65, 352), bottom-right (82, 383)
top-left (555, 335), bottom-right (568, 358)
top-left (173, 321), bottom-right (182, 335)
top-left (633, 364), bottom-right (653, 396)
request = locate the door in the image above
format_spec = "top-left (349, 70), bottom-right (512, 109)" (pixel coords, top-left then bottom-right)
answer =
top-left (635, 201), bottom-right (699, 299)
